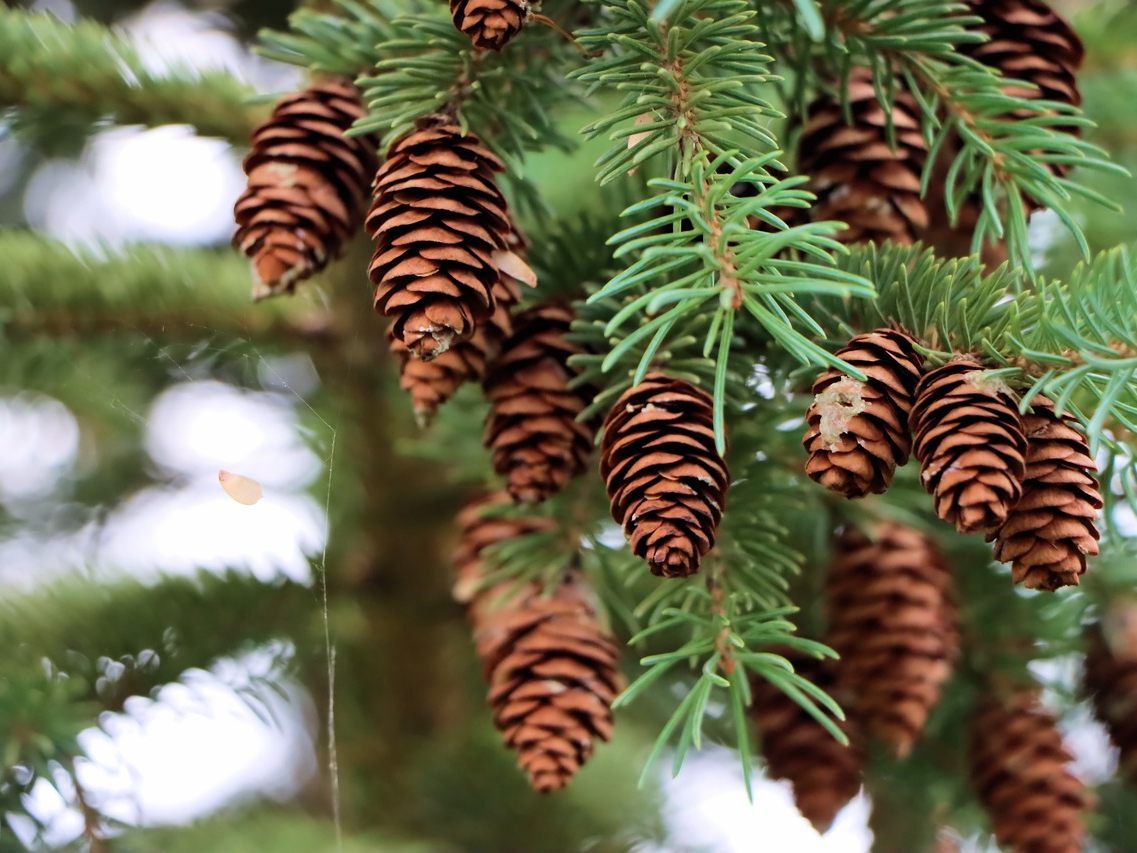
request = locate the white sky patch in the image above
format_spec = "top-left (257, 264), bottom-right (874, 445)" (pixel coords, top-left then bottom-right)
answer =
top-left (97, 480), bottom-right (322, 584)
top-left (23, 649), bottom-right (316, 846)
top-left (0, 394), bottom-right (80, 504)
top-left (25, 127), bottom-right (247, 247)
top-left (146, 381), bottom-right (322, 489)
top-left (652, 747), bottom-right (872, 853)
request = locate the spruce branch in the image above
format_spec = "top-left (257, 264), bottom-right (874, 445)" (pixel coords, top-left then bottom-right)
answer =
top-left (0, 234), bottom-right (334, 345)
top-left (0, 571), bottom-right (310, 711)
top-left (778, 0), bottom-right (1126, 272)
top-left (0, 9), bottom-right (261, 145)
top-left (574, 0), bottom-right (874, 450)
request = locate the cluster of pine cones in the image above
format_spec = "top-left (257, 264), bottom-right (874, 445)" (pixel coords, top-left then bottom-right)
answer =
top-left (804, 329), bottom-right (1102, 592)
top-left (750, 523), bottom-right (1099, 850)
top-left (225, 0), bottom-right (1131, 843)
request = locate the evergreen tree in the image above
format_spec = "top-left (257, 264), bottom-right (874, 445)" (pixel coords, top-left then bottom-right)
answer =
top-left (4, 0), bottom-right (1137, 849)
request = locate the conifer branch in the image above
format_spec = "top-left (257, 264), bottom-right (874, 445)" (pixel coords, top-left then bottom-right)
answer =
top-left (575, 0), bottom-right (875, 448)
top-left (776, 0), bottom-right (1126, 272)
top-left (0, 9), bottom-right (261, 145)
top-left (0, 234), bottom-right (335, 345)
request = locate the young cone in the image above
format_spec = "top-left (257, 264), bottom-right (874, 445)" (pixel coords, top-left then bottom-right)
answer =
top-left (600, 373), bottom-right (730, 578)
top-left (969, 690), bottom-right (1090, 852)
top-left (392, 271), bottom-right (521, 426)
top-left (233, 80), bottom-right (377, 299)
top-left (798, 67), bottom-right (929, 245)
top-left (367, 118), bottom-right (526, 361)
top-left (750, 653), bottom-right (862, 833)
top-left (1083, 602), bottom-right (1137, 784)
top-left (450, 0), bottom-right (527, 51)
top-left (910, 359), bottom-right (1026, 534)
top-left (483, 302), bottom-right (594, 504)
top-left (825, 524), bottom-right (958, 757)
top-left (803, 329), bottom-right (924, 498)
top-left (991, 397), bottom-right (1101, 591)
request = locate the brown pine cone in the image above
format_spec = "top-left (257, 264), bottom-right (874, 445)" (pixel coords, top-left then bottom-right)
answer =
top-left (750, 653), bottom-right (862, 832)
top-left (451, 0), bottom-right (527, 51)
top-left (392, 270), bottom-right (521, 426)
top-left (452, 491), bottom-right (555, 605)
top-left (969, 690), bottom-right (1090, 852)
top-left (798, 67), bottom-right (929, 245)
top-left (992, 397), bottom-right (1101, 591)
top-left (962, 0), bottom-right (1083, 114)
top-left (367, 119), bottom-right (521, 361)
top-left (600, 373), bottom-right (730, 578)
top-left (825, 524), bottom-right (958, 757)
top-left (483, 302), bottom-right (595, 505)
top-left (910, 359), bottom-right (1026, 534)
top-left (803, 329), bottom-right (924, 498)
top-left (472, 574), bottom-right (623, 792)
top-left (233, 80), bottom-right (377, 299)
top-left (1084, 603), bottom-right (1137, 784)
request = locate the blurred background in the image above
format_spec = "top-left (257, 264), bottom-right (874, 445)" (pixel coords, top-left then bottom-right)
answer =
top-left (1, 0), bottom-right (1135, 850)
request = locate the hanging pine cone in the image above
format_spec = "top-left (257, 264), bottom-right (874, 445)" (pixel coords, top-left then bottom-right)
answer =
top-left (798, 67), bottom-right (929, 244)
top-left (969, 690), bottom-right (1090, 852)
top-left (233, 80), bottom-right (377, 299)
top-left (600, 373), bottom-right (730, 578)
top-left (991, 397), bottom-right (1101, 591)
top-left (471, 574), bottom-right (623, 792)
top-left (368, 118), bottom-right (527, 361)
top-left (962, 0), bottom-right (1083, 116)
top-left (1084, 603), bottom-right (1137, 784)
top-left (750, 653), bottom-right (862, 832)
top-left (392, 270), bottom-right (521, 426)
top-left (803, 329), bottom-right (924, 498)
top-left (825, 523), bottom-right (958, 758)
top-left (450, 0), bottom-right (527, 51)
top-left (452, 491), bottom-right (555, 605)
top-left (910, 358), bottom-right (1026, 534)
top-left (483, 302), bottom-right (595, 505)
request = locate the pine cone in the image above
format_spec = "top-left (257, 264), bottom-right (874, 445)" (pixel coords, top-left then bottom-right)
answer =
top-left (798, 67), bottom-right (929, 245)
top-left (803, 329), bottom-right (924, 498)
top-left (825, 524), bottom-right (958, 757)
top-left (1084, 604), bottom-right (1137, 784)
top-left (233, 80), bottom-right (377, 299)
top-left (392, 271), bottom-right (521, 426)
top-left (910, 359), bottom-right (1026, 534)
top-left (750, 653), bottom-right (862, 832)
top-left (367, 119), bottom-right (520, 361)
top-left (992, 397), bottom-right (1101, 591)
top-left (472, 574), bottom-right (623, 792)
top-left (962, 0), bottom-right (1083, 115)
top-left (451, 0), bottom-right (527, 51)
top-left (600, 373), bottom-right (730, 578)
top-left (969, 690), bottom-right (1090, 852)
top-left (452, 491), bottom-right (555, 606)
top-left (483, 302), bottom-right (595, 504)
